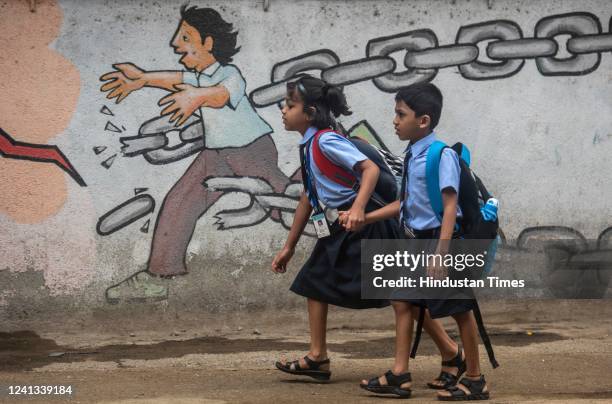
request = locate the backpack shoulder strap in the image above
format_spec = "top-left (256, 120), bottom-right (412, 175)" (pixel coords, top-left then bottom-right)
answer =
top-left (311, 129), bottom-right (356, 188)
top-left (425, 140), bottom-right (448, 221)
top-left (451, 142), bottom-right (471, 167)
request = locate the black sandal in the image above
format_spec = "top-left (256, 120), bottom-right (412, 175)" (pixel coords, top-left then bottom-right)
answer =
top-left (428, 345), bottom-right (466, 390)
top-left (438, 375), bottom-right (489, 401)
top-left (275, 356), bottom-right (331, 381)
top-left (360, 370), bottom-right (412, 398)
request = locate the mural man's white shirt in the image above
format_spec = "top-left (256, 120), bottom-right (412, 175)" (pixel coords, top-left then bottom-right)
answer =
top-left (182, 63), bottom-right (272, 149)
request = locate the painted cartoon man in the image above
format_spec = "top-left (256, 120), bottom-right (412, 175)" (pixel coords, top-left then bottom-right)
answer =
top-left (100, 6), bottom-right (291, 302)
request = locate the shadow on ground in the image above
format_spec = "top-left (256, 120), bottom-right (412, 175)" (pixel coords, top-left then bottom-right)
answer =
top-left (0, 328), bottom-right (566, 371)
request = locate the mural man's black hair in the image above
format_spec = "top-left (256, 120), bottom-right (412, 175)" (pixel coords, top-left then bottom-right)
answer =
top-left (179, 5), bottom-right (240, 65)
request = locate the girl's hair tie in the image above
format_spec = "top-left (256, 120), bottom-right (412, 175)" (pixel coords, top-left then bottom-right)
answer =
top-left (321, 83), bottom-right (330, 97)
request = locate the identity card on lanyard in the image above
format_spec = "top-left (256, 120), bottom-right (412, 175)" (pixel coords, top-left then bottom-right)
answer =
top-left (300, 140), bottom-right (330, 239)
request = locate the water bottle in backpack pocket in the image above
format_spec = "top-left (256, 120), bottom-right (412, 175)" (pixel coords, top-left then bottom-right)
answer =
top-left (480, 198), bottom-right (500, 277)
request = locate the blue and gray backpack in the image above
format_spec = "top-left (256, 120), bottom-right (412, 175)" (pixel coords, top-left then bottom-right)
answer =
top-left (425, 141), bottom-right (500, 277)
top-left (410, 140), bottom-right (501, 369)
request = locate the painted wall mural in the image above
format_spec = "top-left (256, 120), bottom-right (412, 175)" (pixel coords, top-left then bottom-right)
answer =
top-left (1, 1), bottom-right (611, 308)
top-left (89, 4), bottom-right (612, 303)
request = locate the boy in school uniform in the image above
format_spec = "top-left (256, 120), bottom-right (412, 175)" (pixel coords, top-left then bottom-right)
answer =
top-left (353, 83), bottom-right (490, 400)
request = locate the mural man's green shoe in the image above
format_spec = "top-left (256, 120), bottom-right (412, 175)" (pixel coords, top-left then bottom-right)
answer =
top-left (105, 270), bottom-right (168, 304)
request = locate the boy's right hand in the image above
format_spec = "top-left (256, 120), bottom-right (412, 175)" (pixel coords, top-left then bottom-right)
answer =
top-left (100, 63), bottom-right (146, 103)
top-left (338, 211), bottom-right (348, 225)
top-left (271, 246), bottom-right (294, 273)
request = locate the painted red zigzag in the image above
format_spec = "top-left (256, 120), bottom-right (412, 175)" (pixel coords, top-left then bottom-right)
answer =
top-left (0, 127), bottom-right (86, 186)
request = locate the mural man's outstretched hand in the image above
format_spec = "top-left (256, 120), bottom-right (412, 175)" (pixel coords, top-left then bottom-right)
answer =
top-left (158, 84), bottom-right (231, 127)
top-left (100, 63), bottom-right (146, 103)
top-left (158, 83), bottom-right (206, 127)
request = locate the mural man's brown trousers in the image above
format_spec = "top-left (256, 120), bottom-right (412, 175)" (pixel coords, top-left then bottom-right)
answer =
top-left (146, 135), bottom-right (289, 276)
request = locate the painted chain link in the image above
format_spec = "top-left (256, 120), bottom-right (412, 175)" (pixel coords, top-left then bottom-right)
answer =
top-left (125, 12), bottom-right (612, 163)
top-left (250, 12), bottom-right (612, 107)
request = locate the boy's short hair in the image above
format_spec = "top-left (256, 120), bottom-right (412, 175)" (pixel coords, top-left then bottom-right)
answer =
top-left (395, 83), bottom-right (443, 130)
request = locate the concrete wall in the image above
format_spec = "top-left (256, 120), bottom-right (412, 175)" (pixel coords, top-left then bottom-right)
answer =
top-left (1, 0), bottom-right (611, 321)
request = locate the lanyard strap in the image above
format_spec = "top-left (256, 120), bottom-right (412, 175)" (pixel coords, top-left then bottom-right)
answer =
top-left (399, 148), bottom-right (412, 224)
top-left (299, 140), bottom-right (323, 214)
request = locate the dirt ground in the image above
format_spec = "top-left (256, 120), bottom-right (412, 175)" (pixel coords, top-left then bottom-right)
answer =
top-left (1, 300), bottom-right (611, 403)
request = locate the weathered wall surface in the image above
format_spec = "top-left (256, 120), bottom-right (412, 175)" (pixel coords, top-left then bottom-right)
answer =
top-left (1, 0), bottom-right (611, 321)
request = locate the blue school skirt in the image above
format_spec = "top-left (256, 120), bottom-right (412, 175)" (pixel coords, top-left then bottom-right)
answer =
top-left (290, 204), bottom-right (401, 309)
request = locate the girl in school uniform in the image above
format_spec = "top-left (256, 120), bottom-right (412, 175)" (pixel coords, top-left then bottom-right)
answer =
top-left (272, 75), bottom-right (402, 381)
